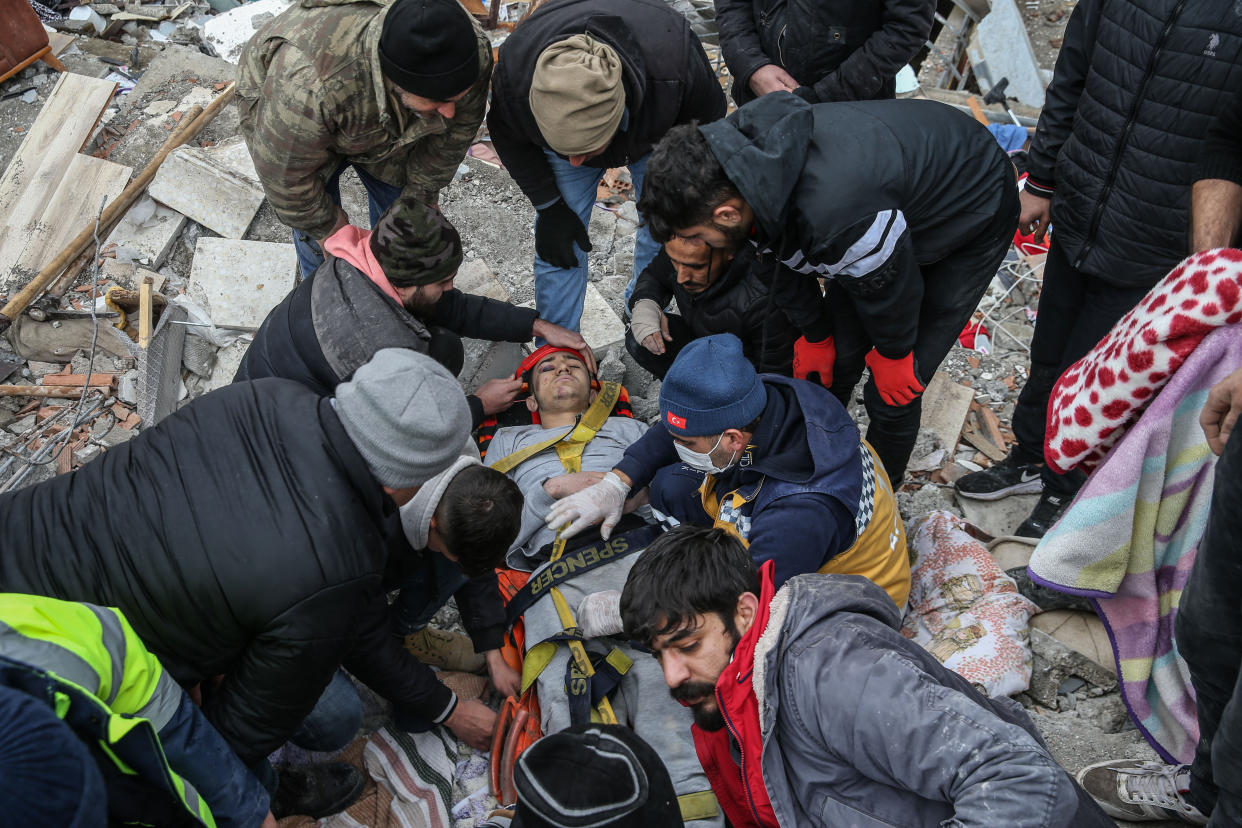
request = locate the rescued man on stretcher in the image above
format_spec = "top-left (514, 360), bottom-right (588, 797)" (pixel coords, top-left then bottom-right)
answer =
top-left (481, 338), bottom-right (911, 824)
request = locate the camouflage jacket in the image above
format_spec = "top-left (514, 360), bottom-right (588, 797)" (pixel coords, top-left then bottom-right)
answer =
top-left (236, 0), bottom-right (493, 238)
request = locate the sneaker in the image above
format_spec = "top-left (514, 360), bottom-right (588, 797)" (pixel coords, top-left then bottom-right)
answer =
top-left (954, 450), bottom-right (1043, 501)
top-left (1014, 490), bottom-right (1070, 538)
top-left (271, 762), bottom-right (366, 819)
top-left (403, 627), bottom-right (486, 673)
top-left (1076, 760), bottom-right (1209, 824)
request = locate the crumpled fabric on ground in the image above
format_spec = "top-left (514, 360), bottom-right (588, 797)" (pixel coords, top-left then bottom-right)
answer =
top-left (901, 510), bottom-right (1039, 698)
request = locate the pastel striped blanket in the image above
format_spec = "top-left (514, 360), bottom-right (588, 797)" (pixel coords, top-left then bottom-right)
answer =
top-left (1030, 326), bottom-right (1242, 763)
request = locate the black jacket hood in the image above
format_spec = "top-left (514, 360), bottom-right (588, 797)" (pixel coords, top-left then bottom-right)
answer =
top-left (699, 92), bottom-right (813, 238)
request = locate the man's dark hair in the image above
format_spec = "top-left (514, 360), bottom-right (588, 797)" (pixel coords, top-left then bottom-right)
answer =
top-left (621, 525), bottom-right (760, 645)
top-left (638, 123), bottom-right (741, 243)
top-left (436, 465), bottom-right (523, 577)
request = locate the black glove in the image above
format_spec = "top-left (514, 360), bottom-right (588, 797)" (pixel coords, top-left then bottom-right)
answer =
top-left (791, 85), bottom-right (819, 103)
top-left (535, 198), bottom-right (592, 268)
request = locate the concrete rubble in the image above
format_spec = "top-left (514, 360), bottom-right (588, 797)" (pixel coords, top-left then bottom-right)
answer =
top-left (0, 4), bottom-right (1186, 825)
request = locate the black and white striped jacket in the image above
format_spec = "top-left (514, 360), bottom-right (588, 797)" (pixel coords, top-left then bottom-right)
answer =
top-left (700, 93), bottom-right (1014, 357)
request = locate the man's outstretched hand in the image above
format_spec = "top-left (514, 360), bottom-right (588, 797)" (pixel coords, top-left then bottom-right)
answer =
top-left (445, 699), bottom-right (496, 751)
top-left (474, 377), bottom-right (525, 415)
top-left (485, 650), bottom-right (521, 699)
top-left (544, 471), bottom-right (630, 539)
top-left (1201, 366), bottom-right (1242, 454)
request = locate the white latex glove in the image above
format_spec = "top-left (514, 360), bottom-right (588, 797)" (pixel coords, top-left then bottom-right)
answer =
top-left (629, 299), bottom-right (664, 345)
top-left (576, 590), bottom-right (623, 638)
top-left (545, 471), bottom-right (629, 539)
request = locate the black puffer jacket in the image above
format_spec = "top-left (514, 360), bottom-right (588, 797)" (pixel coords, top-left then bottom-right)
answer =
top-left (627, 244), bottom-right (803, 374)
top-left (715, 0), bottom-right (933, 105)
top-left (0, 379), bottom-right (449, 764)
top-left (699, 93), bottom-right (1014, 358)
top-left (487, 0), bottom-right (726, 207)
top-left (234, 255), bottom-right (536, 426)
top-left (1026, 0), bottom-right (1242, 286)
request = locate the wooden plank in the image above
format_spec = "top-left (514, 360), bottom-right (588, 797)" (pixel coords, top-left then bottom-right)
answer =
top-left (962, 427), bottom-right (1007, 462)
top-left (138, 276), bottom-right (153, 348)
top-left (977, 405), bottom-right (1008, 452)
top-left (966, 95), bottom-right (989, 126)
top-left (919, 371), bottom-right (975, 453)
top-left (46, 31), bottom-right (75, 56)
top-left (0, 153), bottom-right (131, 291)
top-left (0, 72), bottom-right (117, 223)
top-left (41, 372), bottom-right (116, 387)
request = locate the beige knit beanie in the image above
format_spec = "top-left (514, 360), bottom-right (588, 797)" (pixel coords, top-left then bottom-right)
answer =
top-left (529, 34), bottom-right (625, 156)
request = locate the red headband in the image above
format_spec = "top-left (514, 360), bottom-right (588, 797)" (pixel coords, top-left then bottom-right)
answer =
top-left (515, 345), bottom-right (591, 380)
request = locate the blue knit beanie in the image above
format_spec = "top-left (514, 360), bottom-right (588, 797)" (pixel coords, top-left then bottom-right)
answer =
top-left (659, 334), bottom-right (767, 437)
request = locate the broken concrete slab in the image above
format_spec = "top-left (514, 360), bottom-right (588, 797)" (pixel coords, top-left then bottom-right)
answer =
top-left (100, 260), bottom-right (167, 293)
top-left (205, 136), bottom-right (260, 183)
top-left (1031, 610), bottom-right (1115, 676)
top-left (106, 198), bottom-right (187, 269)
top-left (187, 237), bottom-right (296, 329)
top-left (1028, 627), bottom-right (1118, 709)
top-left (919, 372), bottom-right (974, 454)
top-left (957, 492), bottom-right (1041, 538)
top-left (204, 0), bottom-right (293, 63)
top-left (148, 146), bottom-right (264, 239)
top-left (456, 258), bottom-right (511, 303)
top-left (970, 0), bottom-right (1047, 108)
top-left (201, 338), bottom-right (250, 393)
top-left (580, 282), bottom-right (625, 354)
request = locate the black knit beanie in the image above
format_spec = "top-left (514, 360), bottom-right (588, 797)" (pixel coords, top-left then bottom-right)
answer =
top-left (511, 724), bottom-right (682, 827)
top-left (379, 0), bottom-right (480, 100)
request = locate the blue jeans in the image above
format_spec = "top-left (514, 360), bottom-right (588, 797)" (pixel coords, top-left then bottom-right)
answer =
top-left (159, 693), bottom-right (271, 828)
top-left (293, 163), bottom-right (403, 280)
top-left (250, 670), bottom-right (363, 795)
top-left (533, 151), bottom-right (661, 332)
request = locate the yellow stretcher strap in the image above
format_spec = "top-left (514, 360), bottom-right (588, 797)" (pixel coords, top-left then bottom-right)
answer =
top-left (678, 791), bottom-right (721, 822)
top-left (534, 585), bottom-right (619, 725)
top-left (487, 381), bottom-right (622, 474)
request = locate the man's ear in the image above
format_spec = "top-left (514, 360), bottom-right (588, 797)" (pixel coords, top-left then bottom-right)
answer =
top-left (526, 394), bottom-right (539, 413)
top-left (735, 591), bottom-right (760, 637)
top-left (722, 428), bottom-right (749, 453)
top-left (587, 387), bottom-right (598, 406)
top-left (711, 197), bottom-right (746, 228)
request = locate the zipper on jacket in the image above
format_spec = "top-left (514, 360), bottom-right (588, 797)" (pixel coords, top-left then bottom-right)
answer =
top-left (719, 684), bottom-right (767, 826)
top-left (1076, 0), bottom-right (1188, 269)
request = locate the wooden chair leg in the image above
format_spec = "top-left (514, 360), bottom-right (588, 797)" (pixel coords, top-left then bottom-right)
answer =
top-left (38, 48), bottom-right (67, 73)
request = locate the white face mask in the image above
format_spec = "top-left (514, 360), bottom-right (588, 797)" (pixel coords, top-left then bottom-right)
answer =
top-left (675, 434), bottom-right (737, 474)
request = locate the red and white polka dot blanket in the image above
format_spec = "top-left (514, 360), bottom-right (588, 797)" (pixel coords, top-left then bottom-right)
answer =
top-left (1045, 248), bottom-right (1242, 473)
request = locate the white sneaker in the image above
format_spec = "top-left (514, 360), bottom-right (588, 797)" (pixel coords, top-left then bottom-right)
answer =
top-left (1076, 760), bottom-right (1209, 824)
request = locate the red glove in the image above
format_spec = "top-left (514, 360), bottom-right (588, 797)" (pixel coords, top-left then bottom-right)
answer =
top-left (793, 336), bottom-right (836, 388)
top-left (865, 349), bottom-right (924, 406)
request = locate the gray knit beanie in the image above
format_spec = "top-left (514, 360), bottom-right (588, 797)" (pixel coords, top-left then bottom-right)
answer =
top-left (335, 348), bottom-right (471, 489)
